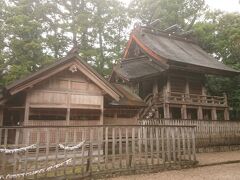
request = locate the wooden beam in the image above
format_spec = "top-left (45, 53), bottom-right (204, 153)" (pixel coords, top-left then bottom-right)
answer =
top-left (0, 108), bottom-right (3, 126)
top-left (166, 75), bottom-right (171, 93)
top-left (24, 93), bottom-right (30, 126)
top-left (66, 80), bottom-right (71, 125)
top-left (185, 79), bottom-right (189, 94)
top-left (100, 96), bottom-right (104, 125)
top-left (152, 79), bottom-right (158, 95)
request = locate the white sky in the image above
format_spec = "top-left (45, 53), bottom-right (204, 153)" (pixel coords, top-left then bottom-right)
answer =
top-left (121, 0), bottom-right (240, 13)
top-left (206, 0), bottom-right (240, 12)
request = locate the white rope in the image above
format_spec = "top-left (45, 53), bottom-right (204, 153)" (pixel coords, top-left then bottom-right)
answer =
top-left (2, 158), bottom-right (72, 179)
top-left (59, 141), bottom-right (85, 151)
top-left (0, 144), bottom-right (36, 154)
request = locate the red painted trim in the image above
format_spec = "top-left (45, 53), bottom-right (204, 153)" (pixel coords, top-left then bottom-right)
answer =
top-left (123, 34), bottom-right (134, 58)
top-left (132, 35), bottom-right (166, 63)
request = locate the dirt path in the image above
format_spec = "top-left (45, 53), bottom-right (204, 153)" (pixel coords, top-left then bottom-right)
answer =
top-left (111, 151), bottom-right (240, 180)
top-left (110, 162), bottom-right (240, 180)
top-left (197, 150), bottom-right (240, 165)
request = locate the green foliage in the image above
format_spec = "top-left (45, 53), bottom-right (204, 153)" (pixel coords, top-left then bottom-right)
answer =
top-left (1, 0), bottom-right (52, 84)
top-left (0, 0), bottom-right (240, 119)
top-left (129, 0), bottom-right (206, 30)
top-left (0, 0), bottom-right (129, 85)
top-left (194, 12), bottom-right (240, 118)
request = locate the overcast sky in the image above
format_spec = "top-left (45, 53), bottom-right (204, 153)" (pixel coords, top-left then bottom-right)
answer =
top-left (121, 0), bottom-right (240, 13)
top-left (205, 0), bottom-right (240, 12)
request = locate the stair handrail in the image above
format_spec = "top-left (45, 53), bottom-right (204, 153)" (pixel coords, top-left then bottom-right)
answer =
top-left (139, 93), bottom-right (154, 118)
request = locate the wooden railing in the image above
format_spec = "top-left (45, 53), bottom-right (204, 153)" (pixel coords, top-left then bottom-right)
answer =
top-left (153, 92), bottom-right (227, 106)
top-left (139, 93), bottom-right (154, 117)
top-left (0, 125), bottom-right (197, 179)
top-left (139, 119), bottom-right (240, 149)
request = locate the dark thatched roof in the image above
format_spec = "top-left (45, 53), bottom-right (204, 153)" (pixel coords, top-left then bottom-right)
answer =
top-left (125, 27), bottom-right (239, 76)
top-left (109, 83), bottom-right (146, 107)
top-left (114, 56), bottom-right (166, 81)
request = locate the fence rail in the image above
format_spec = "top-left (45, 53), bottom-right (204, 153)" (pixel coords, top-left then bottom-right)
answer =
top-left (139, 119), bottom-right (240, 148)
top-left (0, 125), bottom-right (196, 179)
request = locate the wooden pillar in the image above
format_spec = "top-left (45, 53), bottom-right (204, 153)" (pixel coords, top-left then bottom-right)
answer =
top-left (155, 109), bottom-right (159, 118)
top-left (197, 106), bottom-right (203, 120)
top-left (23, 93), bottom-right (30, 144)
top-left (0, 107), bottom-right (3, 126)
top-left (152, 79), bottom-right (158, 95)
top-left (66, 109), bottom-right (70, 125)
top-left (185, 79), bottom-right (189, 94)
top-left (223, 93), bottom-right (228, 106)
top-left (163, 75), bottom-right (170, 119)
top-left (166, 76), bottom-right (170, 93)
top-left (181, 105), bottom-right (187, 119)
top-left (24, 93), bottom-right (30, 126)
top-left (164, 103), bottom-right (170, 119)
top-left (100, 96), bottom-right (104, 125)
top-left (211, 108), bottom-right (217, 120)
top-left (66, 80), bottom-right (71, 125)
top-left (153, 79), bottom-right (159, 118)
top-left (114, 112), bottom-right (117, 121)
top-left (202, 85), bottom-right (207, 96)
top-left (224, 108), bottom-right (229, 120)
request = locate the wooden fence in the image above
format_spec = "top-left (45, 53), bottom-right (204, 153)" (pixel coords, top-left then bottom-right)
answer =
top-left (139, 119), bottom-right (240, 149)
top-left (0, 125), bottom-right (197, 179)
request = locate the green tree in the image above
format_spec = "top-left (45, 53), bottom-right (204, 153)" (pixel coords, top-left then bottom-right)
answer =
top-left (0, 0), bottom-right (7, 86)
top-left (88, 0), bottom-right (129, 76)
top-left (194, 12), bottom-right (240, 119)
top-left (0, 0), bottom-right (129, 84)
top-left (2, 0), bottom-right (51, 84)
top-left (129, 0), bottom-right (206, 30)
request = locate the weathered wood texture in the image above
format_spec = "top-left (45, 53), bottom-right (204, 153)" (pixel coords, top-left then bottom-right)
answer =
top-left (27, 70), bottom-right (103, 109)
top-left (139, 119), bottom-right (240, 148)
top-left (0, 125), bottom-right (196, 179)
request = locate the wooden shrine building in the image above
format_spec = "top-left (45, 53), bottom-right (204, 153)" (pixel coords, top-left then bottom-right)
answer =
top-left (0, 52), bottom-right (145, 127)
top-left (110, 26), bottom-right (239, 121)
top-left (0, 25), bottom-right (239, 128)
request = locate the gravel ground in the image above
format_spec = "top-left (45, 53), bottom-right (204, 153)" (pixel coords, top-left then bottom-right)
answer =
top-left (198, 150), bottom-right (240, 165)
top-left (110, 163), bottom-right (240, 180)
top-left (110, 151), bottom-right (240, 180)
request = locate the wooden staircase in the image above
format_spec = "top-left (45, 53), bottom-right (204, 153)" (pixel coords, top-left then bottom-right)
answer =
top-left (139, 94), bottom-right (158, 119)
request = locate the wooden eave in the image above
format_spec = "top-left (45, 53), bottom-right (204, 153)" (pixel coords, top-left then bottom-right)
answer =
top-left (5, 54), bottom-right (123, 101)
top-left (168, 62), bottom-right (239, 76)
top-left (124, 28), bottom-right (239, 77)
top-left (123, 34), bottom-right (169, 69)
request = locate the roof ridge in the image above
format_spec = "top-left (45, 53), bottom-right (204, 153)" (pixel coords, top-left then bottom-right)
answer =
top-left (135, 26), bottom-right (197, 44)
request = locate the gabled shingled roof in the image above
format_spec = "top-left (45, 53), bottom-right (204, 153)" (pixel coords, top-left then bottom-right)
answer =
top-left (4, 53), bottom-right (122, 101)
top-left (2, 53), bottom-right (146, 107)
top-left (110, 83), bottom-right (146, 107)
top-left (124, 27), bottom-right (239, 76)
top-left (113, 56), bottom-right (166, 81)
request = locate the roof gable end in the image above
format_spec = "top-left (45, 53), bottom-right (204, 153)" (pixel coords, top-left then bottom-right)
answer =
top-left (5, 54), bottom-right (122, 101)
